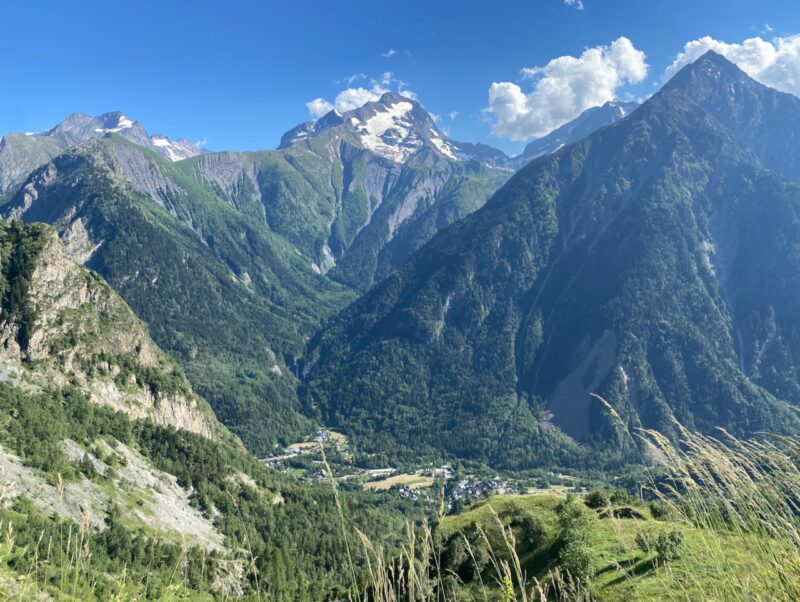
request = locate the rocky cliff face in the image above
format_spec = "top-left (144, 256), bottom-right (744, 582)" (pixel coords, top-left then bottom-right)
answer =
top-left (0, 222), bottom-right (222, 439)
top-left (195, 140), bottom-right (509, 290)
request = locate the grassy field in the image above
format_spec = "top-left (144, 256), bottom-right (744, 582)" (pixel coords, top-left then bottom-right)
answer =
top-left (363, 473), bottom-right (434, 491)
top-left (286, 440), bottom-right (319, 451)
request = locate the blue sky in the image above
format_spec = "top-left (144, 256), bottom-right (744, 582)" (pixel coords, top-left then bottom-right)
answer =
top-left (2, 0), bottom-right (799, 155)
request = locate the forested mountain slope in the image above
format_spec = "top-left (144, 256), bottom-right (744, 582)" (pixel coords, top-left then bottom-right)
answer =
top-left (303, 52), bottom-right (800, 468)
top-left (1, 139), bottom-right (349, 451)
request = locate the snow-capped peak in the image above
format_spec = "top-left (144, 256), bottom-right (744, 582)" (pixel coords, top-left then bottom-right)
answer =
top-left (279, 92), bottom-right (462, 164)
top-left (350, 98), bottom-right (419, 162)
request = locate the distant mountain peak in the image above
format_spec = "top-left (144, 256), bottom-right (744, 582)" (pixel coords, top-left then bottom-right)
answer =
top-left (695, 49), bottom-right (742, 69)
top-left (37, 111), bottom-right (203, 162)
top-left (93, 111), bottom-right (136, 133)
top-left (279, 94), bottom-right (465, 163)
top-left (0, 111), bottom-right (205, 194)
top-left (515, 99), bottom-right (639, 166)
top-left (279, 92), bottom-right (643, 171)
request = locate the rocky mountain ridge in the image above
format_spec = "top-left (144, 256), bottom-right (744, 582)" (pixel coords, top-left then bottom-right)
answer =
top-left (0, 111), bottom-right (203, 196)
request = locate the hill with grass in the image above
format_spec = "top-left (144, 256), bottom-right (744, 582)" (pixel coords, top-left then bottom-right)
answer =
top-left (355, 425), bottom-right (800, 601)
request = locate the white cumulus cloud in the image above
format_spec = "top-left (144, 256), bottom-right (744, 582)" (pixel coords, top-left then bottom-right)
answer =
top-left (306, 98), bottom-right (335, 118)
top-left (664, 35), bottom-right (800, 97)
top-left (564, 0), bottom-right (584, 10)
top-left (306, 72), bottom-right (416, 119)
top-left (486, 37), bottom-right (648, 140)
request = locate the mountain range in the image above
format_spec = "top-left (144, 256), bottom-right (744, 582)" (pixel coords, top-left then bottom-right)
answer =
top-left (5, 47), bottom-right (800, 599)
top-left (0, 90), bottom-right (629, 455)
top-left (2, 53), bottom-right (789, 472)
top-left (0, 93), bottom-right (511, 451)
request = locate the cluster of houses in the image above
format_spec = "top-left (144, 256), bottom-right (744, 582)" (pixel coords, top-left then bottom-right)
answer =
top-left (445, 477), bottom-right (514, 510)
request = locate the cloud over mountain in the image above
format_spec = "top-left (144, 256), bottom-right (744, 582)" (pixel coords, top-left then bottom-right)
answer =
top-left (664, 35), bottom-right (800, 97)
top-left (486, 37), bottom-right (647, 140)
top-left (306, 72), bottom-right (416, 118)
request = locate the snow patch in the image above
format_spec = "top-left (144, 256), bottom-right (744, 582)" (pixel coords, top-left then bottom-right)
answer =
top-left (148, 135), bottom-right (200, 161)
top-left (353, 101), bottom-right (422, 163)
top-left (111, 116), bottom-right (133, 132)
top-left (429, 133), bottom-right (458, 160)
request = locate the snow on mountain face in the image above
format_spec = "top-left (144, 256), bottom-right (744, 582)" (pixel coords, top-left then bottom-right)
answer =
top-left (353, 100), bottom-right (416, 161)
top-left (351, 98), bottom-right (460, 162)
top-left (280, 93), bottom-right (462, 164)
top-left (94, 114), bottom-right (134, 134)
top-left (279, 95), bottom-right (641, 171)
top-left (149, 135), bottom-right (204, 162)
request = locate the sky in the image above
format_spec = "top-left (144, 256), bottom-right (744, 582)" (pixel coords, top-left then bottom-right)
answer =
top-left (2, 0), bottom-right (800, 155)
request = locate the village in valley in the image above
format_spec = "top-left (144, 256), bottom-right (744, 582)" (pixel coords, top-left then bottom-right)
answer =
top-left (259, 428), bottom-right (581, 510)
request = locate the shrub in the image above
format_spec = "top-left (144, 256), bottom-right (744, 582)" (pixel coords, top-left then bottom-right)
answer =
top-left (79, 453), bottom-right (96, 478)
top-left (654, 529), bottom-right (684, 562)
top-left (649, 500), bottom-right (671, 520)
top-left (517, 514), bottom-right (545, 549)
top-left (585, 488), bottom-right (610, 509)
top-left (556, 498), bottom-right (595, 583)
top-left (559, 537), bottom-right (594, 583)
top-left (634, 530), bottom-right (651, 554)
top-left (610, 488), bottom-right (633, 505)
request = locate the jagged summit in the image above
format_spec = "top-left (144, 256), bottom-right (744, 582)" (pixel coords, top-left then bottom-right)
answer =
top-left (281, 92), bottom-right (537, 170)
top-left (47, 111), bottom-right (136, 137)
top-left (0, 110), bottom-right (205, 195)
top-left (280, 92), bottom-right (461, 163)
top-left (45, 110), bottom-right (204, 162)
top-left (280, 92), bottom-right (644, 171)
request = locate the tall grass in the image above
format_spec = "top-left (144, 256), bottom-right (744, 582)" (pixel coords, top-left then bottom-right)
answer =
top-left (637, 424), bottom-right (800, 600)
top-left (352, 402), bottom-right (800, 601)
top-left (352, 505), bottom-right (591, 602)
